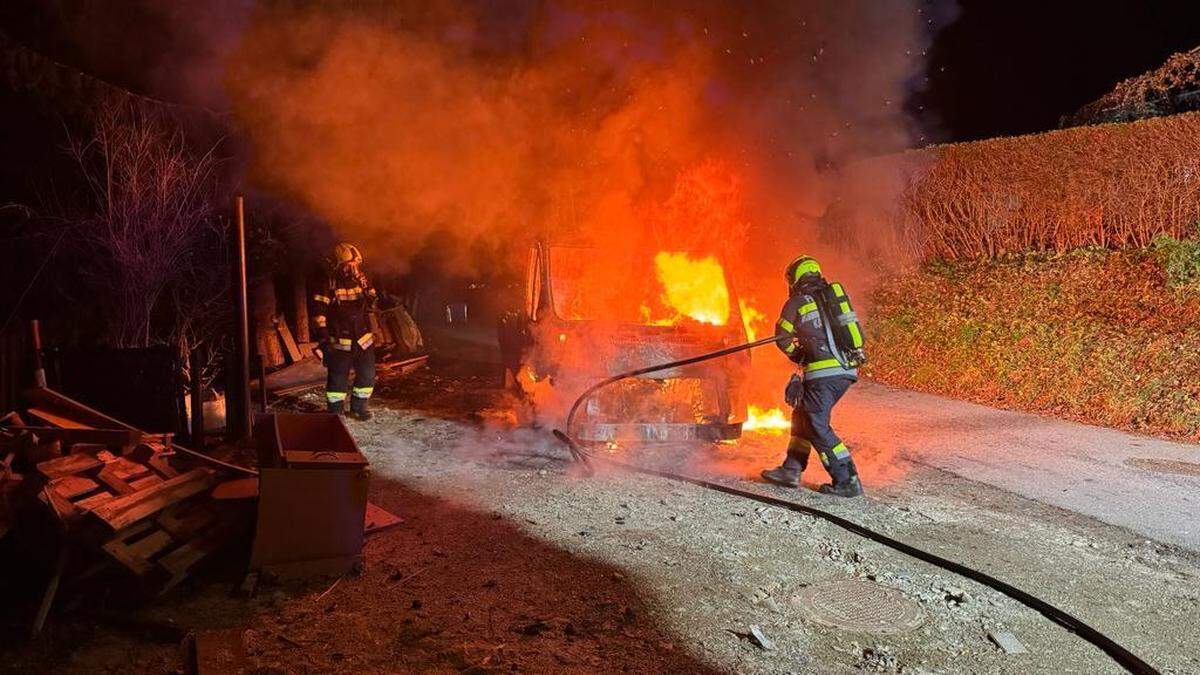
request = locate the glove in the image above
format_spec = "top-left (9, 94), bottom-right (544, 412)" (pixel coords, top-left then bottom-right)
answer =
top-left (783, 336), bottom-right (803, 364)
top-left (313, 342), bottom-right (328, 365)
top-left (784, 374), bottom-right (804, 408)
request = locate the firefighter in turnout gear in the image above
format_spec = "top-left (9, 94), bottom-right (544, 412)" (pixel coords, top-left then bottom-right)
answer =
top-left (761, 255), bottom-right (864, 497)
top-left (313, 243), bottom-right (378, 420)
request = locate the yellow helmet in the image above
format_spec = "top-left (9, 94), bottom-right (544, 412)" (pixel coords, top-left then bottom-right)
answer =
top-left (333, 242), bottom-right (363, 266)
top-left (785, 255), bottom-right (821, 285)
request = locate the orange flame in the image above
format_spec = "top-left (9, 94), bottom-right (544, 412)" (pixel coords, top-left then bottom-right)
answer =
top-left (743, 405), bottom-right (790, 434)
top-left (516, 364), bottom-right (554, 402)
top-left (739, 298), bottom-right (768, 341)
top-left (653, 251), bottom-right (730, 326)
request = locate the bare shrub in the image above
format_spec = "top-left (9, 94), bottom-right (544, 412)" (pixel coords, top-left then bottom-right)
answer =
top-left (59, 103), bottom-right (228, 374)
top-left (846, 112), bottom-right (1200, 260)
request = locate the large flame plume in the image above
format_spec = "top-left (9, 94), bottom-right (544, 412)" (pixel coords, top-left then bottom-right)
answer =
top-left (221, 0), bottom-right (945, 482)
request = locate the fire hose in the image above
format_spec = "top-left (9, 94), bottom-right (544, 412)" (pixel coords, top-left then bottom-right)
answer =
top-left (551, 337), bottom-right (1159, 675)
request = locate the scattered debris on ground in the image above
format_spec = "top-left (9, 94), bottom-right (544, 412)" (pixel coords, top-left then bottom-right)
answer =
top-left (0, 386), bottom-right (402, 662)
top-left (3, 366), bottom-right (1199, 674)
top-left (0, 387), bottom-right (252, 638)
top-left (987, 630), bottom-right (1028, 655)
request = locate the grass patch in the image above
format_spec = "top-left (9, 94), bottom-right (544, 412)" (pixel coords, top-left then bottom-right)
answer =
top-left (864, 248), bottom-right (1200, 441)
top-left (1152, 224), bottom-right (1200, 289)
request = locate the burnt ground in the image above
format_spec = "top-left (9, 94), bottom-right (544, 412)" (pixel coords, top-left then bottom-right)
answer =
top-left (4, 361), bottom-right (1200, 674)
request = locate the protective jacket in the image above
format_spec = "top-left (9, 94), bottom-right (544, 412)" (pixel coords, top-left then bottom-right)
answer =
top-left (775, 279), bottom-right (857, 381)
top-left (312, 264), bottom-right (378, 352)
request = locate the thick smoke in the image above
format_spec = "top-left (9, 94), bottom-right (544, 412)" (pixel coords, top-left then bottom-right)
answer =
top-left (222, 0), bottom-right (951, 452)
top-left (222, 0), bottom-right (948, 280)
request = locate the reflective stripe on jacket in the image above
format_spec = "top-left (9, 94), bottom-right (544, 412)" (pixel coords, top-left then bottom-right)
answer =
top-left (312, 265), bottom-right (377, 348)
top-left (774, 284), bottom-right (857, 380)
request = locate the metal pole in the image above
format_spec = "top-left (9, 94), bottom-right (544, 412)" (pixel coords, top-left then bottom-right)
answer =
top-left (233, 195), bottom-right (252, 441)
top-left (30, 319), bottom-right (46, 388)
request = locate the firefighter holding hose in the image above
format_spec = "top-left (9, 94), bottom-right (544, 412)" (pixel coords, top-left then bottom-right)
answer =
top-left (312, 243), bottom-right (378, 421)
top-left (761, 255), bottom-right (865, 498)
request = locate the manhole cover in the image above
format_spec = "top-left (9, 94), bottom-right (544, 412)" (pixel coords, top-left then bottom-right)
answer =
top-left (791, 580), bottom-right (925, 634)
top-left (1126, 458), bottom-right (1200, 478)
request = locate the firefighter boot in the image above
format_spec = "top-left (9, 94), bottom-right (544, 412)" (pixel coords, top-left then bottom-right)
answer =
top-left (761, 466), bottom-right (799, 487)
top-left (762, 437), bottom-right (810, 487)
top-left (818, 459), bottom-right (864, 498)
top-left (327, 399), bottom-right (345, 414)
top-left (760, 453), bottom-right (807, 487)
top-left (818, 475), bottom-right (863, 498)
top-left (349, 395), bottom-right (373, 421)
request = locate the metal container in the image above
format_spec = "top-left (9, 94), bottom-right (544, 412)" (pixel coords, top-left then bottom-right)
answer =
top-left (250, 413), bottom-right (370, 578)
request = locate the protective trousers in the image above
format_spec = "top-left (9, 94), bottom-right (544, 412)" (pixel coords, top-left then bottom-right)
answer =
top-left (325, 344), bottom-right (376, 414)
top-left (784, 376), bottom-right (856, 483)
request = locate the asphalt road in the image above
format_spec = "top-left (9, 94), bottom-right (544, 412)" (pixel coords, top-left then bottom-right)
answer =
top-left (837, 382), bottom-right (1200, 552)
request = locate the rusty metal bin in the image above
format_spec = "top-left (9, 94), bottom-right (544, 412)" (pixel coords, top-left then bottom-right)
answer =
top-left (250, 413), bottom-right (369, 579)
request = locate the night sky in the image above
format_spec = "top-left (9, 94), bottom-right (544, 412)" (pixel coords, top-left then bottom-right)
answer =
top-left (917, 0), bottom-right (1200, 141)
top-left (4, 1), bottom-right (1200, 145)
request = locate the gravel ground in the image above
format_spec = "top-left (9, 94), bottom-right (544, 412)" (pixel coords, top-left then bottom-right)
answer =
top-left (4, 364), bottom-right (1199, 674)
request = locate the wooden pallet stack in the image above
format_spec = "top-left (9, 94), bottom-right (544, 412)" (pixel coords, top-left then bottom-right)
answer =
top-left (0, 388), bottom-right (250, 633)
top-left (0, 387), bottom-right (405, 639)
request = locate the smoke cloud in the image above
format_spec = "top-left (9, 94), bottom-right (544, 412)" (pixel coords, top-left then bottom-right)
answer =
top-left (219, 0), bottom-right (954, 435)
top-left (222, 0), bottom-right (950, 280)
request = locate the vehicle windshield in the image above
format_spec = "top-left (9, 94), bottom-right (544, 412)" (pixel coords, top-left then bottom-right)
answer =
top-left (547, 245), bottom-right (733, 326)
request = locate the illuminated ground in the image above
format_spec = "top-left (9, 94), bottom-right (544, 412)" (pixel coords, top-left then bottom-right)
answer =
top-left (7, 363), bottom-right (1199, 674)
top-left (261, 364), bottom-right (1198, 673)
top-left (836, 383), bottom-right (1200, 552)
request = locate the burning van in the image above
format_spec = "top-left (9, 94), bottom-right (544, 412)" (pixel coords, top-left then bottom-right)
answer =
top-left (498, 241), bottom-right (751, 443)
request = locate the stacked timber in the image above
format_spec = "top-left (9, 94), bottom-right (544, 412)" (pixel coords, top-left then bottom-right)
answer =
top-left (0, 387), bottom-right (403, 637)
top-left (0, 389), bottom-right (251, 634)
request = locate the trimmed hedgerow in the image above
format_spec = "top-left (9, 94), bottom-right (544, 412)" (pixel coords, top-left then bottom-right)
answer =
top-left (835, 112), bottom-right (1200, 262)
